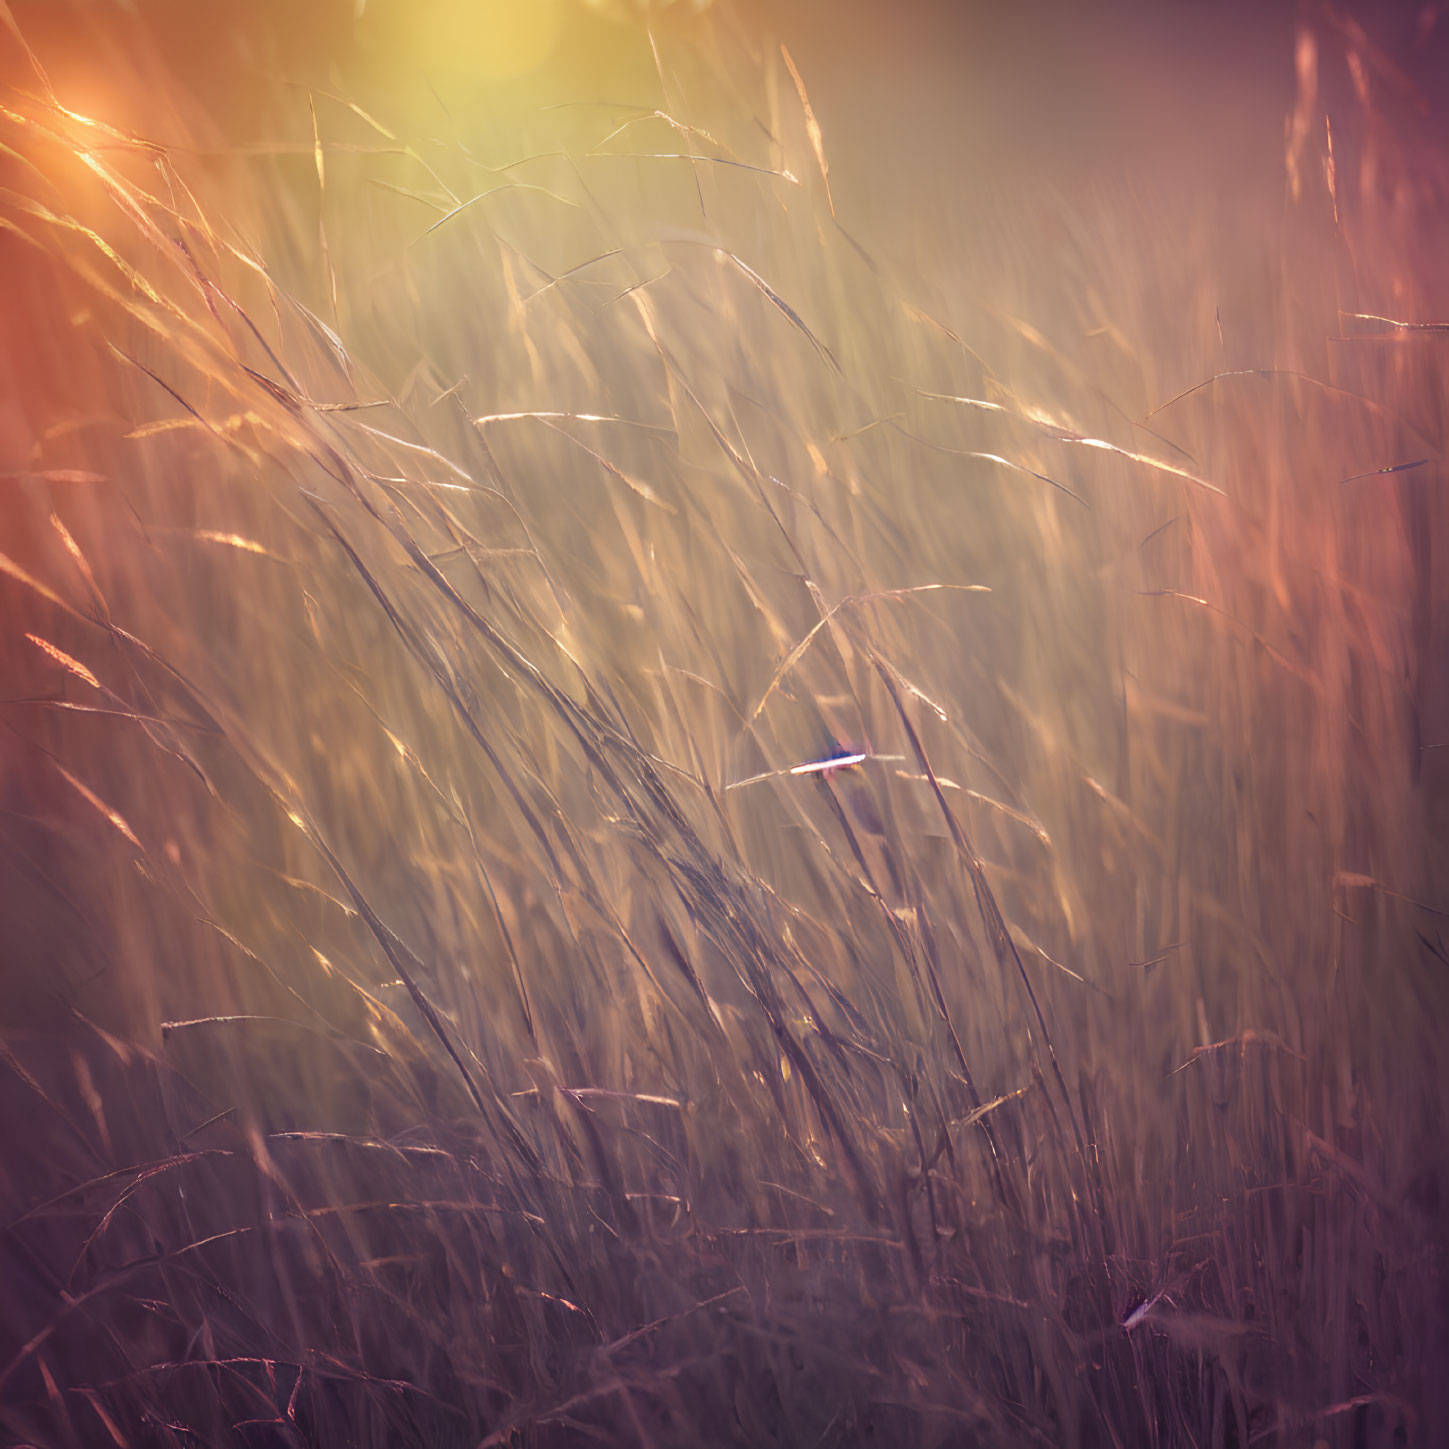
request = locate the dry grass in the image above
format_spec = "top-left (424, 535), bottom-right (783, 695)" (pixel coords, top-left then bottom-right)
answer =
top-left (1, 2), bottom-right (1446, 1445)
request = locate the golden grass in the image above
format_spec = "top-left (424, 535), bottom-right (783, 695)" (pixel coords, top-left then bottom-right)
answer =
top-left (0, 2), bottom-right (1445, 1445)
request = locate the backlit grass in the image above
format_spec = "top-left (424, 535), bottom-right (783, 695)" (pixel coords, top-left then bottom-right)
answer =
top-left (1, 2), bottom-right (1446, 1445)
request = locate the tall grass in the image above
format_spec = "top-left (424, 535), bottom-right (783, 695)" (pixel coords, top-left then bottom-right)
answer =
top-left (1, 1), bottom-right (1445, 1445)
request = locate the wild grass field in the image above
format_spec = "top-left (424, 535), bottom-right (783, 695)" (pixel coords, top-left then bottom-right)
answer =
top-left (1, 1), bottom-right (1446, 1445)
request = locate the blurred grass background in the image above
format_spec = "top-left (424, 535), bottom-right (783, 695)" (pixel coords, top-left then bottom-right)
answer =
top-left (1, 0), bottom-right (1446, 1444)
